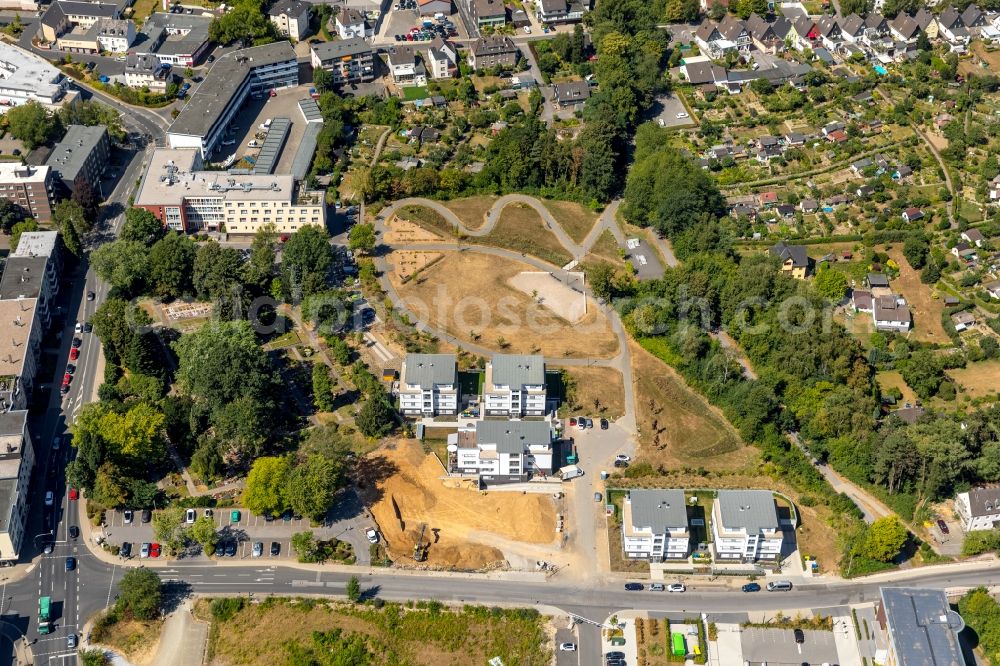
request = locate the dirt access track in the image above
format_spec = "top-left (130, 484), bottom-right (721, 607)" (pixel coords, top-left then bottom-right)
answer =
top-left (364, 440), bottom-right (558, 570)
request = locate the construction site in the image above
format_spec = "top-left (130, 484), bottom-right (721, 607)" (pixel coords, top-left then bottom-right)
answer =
top-left (365, 439), bottom-right (562, 571)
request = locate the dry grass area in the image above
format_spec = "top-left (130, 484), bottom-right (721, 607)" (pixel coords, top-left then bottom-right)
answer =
top-left (365, 439), bottom-right (557, 570)
top-left (485, 204), bottom-right (573, 267)
top-left (383, 216), bottom-right (443, 244)
top-left (387, 250), bottom-right (444, 281)
top-left (202, 597), bottom-right (552, 666)
top-left (542, 200), bottom-right (600, 244)
top-left (442, 195), bottom-right (498, 230)
top-left (883, 247), bottom-right (950, 344)
top-left (99, 618), bottom-right (163, 665)
top-left (586, 229), bottom-right (625, 265)
top-left (390, 251), bottom-right (620, 359)
top-left (877, 370), bottom-right (919, 405)
top-left (948, 359), bottom-right (1000, 401)
top-left (631, 340), bottom-right (751, 472)
top-left (557, 364), bottom-right (626, 419)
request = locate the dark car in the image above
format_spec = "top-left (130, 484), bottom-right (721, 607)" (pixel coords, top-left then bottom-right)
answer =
top-left (793, 628), bottom-right (805, 644)
top-left (71, 337), bottom-right (82, 348)
top-left (86, 291), bottom-right (95, 301)
top-left (214, 542), bottom-right (225, 556)
top-left (69, 526), bottom-right (79, 539)
top-left (742, 582), bottom-right (761, 592)
top-left (600, 418), bottom-right (609, 430)
top-left (937, 519), bottom-right (950, 534)
top-left (66, 364), bottom-right (76, 375)
top-left (613, 460), bottom-right (629, 468)
top-left (605, 653), bottom-right (625, 660)
top-left (141, 509), bottom-right (152, 523)
top-left (83, 322), bottom-right (93, 333)
top-left (224, 541), bottom-right (237, 557)
top-left (624, 583), bottom-right (643, 591)
top-left (281, 509), bottom-right (293, 521)
top-left (120, 542), bottom-right (131, 558)
top-left (65, 557), bottom-right (76, 571)
top-left (270, 541), bottom-right (280, 556)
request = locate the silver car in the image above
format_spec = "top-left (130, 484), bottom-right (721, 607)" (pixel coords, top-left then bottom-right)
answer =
top-left (252, 542), bottom-right (263, 557)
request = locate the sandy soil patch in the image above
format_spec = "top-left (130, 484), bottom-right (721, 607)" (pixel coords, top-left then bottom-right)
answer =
top-left (948, 359), bottom-right (1000, 401)
top-left (630, 340), bottom-right (752, 472)
top-left (556, 364), bottom-right (625, 419)
top-left (876, 370), bottom-right (919, 405)
top-left (883, 247), bottom-right (950, 344)
top-left (541, 200), bottom-right (600, 244)
top-left (384, 215), bottom-right (444, 244)
top-left (387, 250), bottom-right (444, 281)
top-left (442, 195), bottom-right (498, 230)
top-left (508, 271), bottom-right (587, 323)
top-left (391, 251), bottom-right (620, 359)
top-left (365, 439), bottom-right (557, 570)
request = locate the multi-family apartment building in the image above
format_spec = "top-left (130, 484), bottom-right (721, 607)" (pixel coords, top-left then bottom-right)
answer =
top-left (124, 52), bottom-right (172, 92)
top-left (468, 35), bottom-right (518, 70)
top-left (621, 489), bottom-right (691, 561)
top-left (535, 0), bottom-right (587, 24)
top-left (268, 0), bottom-right (311, 41)
top-left (44, 125), bottom-right (109, 197)
top-left (448, 420), bottom-right (554, 482)
top-left (167, 42), bottom-right (298, 158)
top-left (0, 43), bottom-right (70, 111)
top-left (310, 38), bottom-right (376, 85)
top-left (0, 164), bottom-right (57, 223)
top-left (711, 490), bottom-right (783, 563)
top-left (386, 46), bottom-right (427, 87)
top-left (397, 353), bottom-right (458, 416)
top-left (134, 148), bottom-right (325, 234)
top-left (426, 38), bottom-right (458, 79)
top-left (334, 6), bottom-right (372, 39)
top-left (0, 297), bottom-right (41, 412)
top-left (483, 354), bottom-right (547, 417)
top-left (135, 13), bottom-right (212, 67)
top-left (0, 410), bottom-right (34, 564)
top-left (473, 0), bottom-right (506, 27)
top-left (39, 0), bottom-right (120, 43)
top-left (956, 486), bottom-right (1000, 532)
top-left (876, 587), bottom-right (966, 666)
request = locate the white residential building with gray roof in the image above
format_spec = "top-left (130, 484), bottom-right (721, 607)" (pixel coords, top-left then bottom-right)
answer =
top-left (955, 486), bottom-right (1000, 531)
top-left (711, 489), bottom-right (783, 562)
top-left (448, 420), bottom-right (554, 482)
top-left (398, 353), bottom-right (458, 416)
top-left (483, 354), bottom-right (547, 417)
top-left (622, 489), bottom-right (690, 561)
top-left (877, 587), bottom-right (965, 666)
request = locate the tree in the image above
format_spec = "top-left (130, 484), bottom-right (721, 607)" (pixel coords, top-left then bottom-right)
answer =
top-left (243, 223), bottom-right (277, 291)
top-left (79, 650), bottom-right (110, 666)
top-left (208, 0), bottom-right (275, 45)
top-left (348, 223), bottom-right (376, 256)
top-left (190, 515), bottom-right (219, 552)
top-left (241, 456), bottom-right (290, 516)
top-left (902, 236), bottom-right (929, 269)
top-left (9, 219), bottom-right (38, 252)
top-left (92, 462), bottom-right (128, 507)
top-left (346, 575), bottom-right (361, 602)
top-left (53, 199), bottom-right (93, 239)
top-left (291, 530), bottom-right (320, 562)
top-left (91, 240), bottom-right (150, 295)
top-left (193, 241), bottom-right (245, 301)
top-left (664, 0), bottom-right (699, 22)
top-left (863, 517), bottom-right (908, 562)
top-left (0, 198), bottom-right (24, 233)
top-left (355, 396), bottom-right (394, 438)
top-left (116, 568), bottom-right (162, 620)
top-left (58, 99), bottom-right (125, 143)
top-left (287, 454), bottom-right (341, 523)
top-left (313, 67), bottom-right (332, 91)
top-left (148, 232), bottom-right (196, 298)
top-left (152, 506), bottom-right (189, 554)
top-left (814, 267), bottom-right (848, 301)
top-left (121, 208), bottom-right (165, 245)
top-left (840, 0), bottom-right (869, 15)
top-left (6, 101), bottom-right (57, 149)
top-left (312, 362), bottom-right (335, 411)
top-left (281, 225), bottom-right (332, 298)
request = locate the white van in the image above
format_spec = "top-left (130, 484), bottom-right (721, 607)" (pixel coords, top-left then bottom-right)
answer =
top-left (559, 465), bottom-right (584, 480)
top-left (766, 580), bottom-right (793, 591)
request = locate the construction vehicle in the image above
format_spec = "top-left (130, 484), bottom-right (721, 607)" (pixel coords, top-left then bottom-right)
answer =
top-left (412, 523), bottom-right (428, 561)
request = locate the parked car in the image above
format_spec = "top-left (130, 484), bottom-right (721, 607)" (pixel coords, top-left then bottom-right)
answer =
top-left (270, 541), bottom-right (280, 556)
top-left (224, 541), bottom-right (237, 557)
top-left (624, 583), bottom-right (643, 591)
top-left (140, 542), bottom-right (150, 558)
top-left (742, 582), bottom-right (761, 592)
top-left (558, 642), bottom-right (576, 651)
top-left (66, 364), bottom-right (75, 375)
top-left (52, 436), bottom-right (61, 450)
top-left (600, 418), bottom-right (609, 430)
top-left (214, 542), bottom-right (225, 557)
top-left (667, 583), bottom-right (686, 593)
top-left (185, 508), bottom-right (196, 523)
top-left (613, 460), bottom-right (629, 468)
top-left (676, 112), bottom-right (689, 119)
top-left (123, 510), bottom-right (133, 523)
top-left (141, 509), bottom-right (152, 523)
top-left (69, 348), bottom-right (79, 361)
top-left (252, 542), bottom-right (263, 557)
top-left (649, 583), bottom-right (665, 591)
top-left (150, 543), bottom-right (161, 557)
top-left (937, 519), bottom-right (950, 534)
top-left (72, 337), bottom-right (82, 348)
top-left (231, 510), bottom-right (241, 523)
top-left (793, 628), bottom-right (805, 644)
top-left (615, 454), bottom-right (631, 463)
top-left (69, 526), bottom-right (79, 539)
top-left (119, 542), bottom-right (131, 558)
top-left (366, 528), bottom-right (380, 543)
top-left (594, 492), bottom-right (602, 502)
top-left (74, 322), bottom-right (83, 334)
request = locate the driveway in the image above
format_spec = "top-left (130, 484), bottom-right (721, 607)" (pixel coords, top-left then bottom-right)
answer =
top-left (652, 93), bottom-right (693, 129)
top-left (554, 624), bottom-right (580, 666)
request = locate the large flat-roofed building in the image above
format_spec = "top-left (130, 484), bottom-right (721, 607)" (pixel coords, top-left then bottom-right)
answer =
top-left (134, 147), bottom-right (326, 234)
top-left (711, 489), bottom-right (783, 563)
top-left (622, 489), bottom-right (691, 561)
top-left (876, 587), bottom-right (966, 666)
top-left (13, 231), bottom-right (59, 259)
top-left (0, 298), bottom-right (40, 412)
top-left (483, 354), bottom-right (547, 417)
top-left (448, 420), bottom-right (554, 482)
top-left (0, 164), bottom-right (56, 223)
top-left (135, 13), bottom-right (212, 67)
top-left (0, 411), bottom-right (34, 564)
top-left (310, 38), bottom-right (376, 85)
top-left (0, 43), bottom-right (70, 111)
top-left (166, 42), bottom-right (298, 159)
top-left (44, 125), bottom-right (110, 196)
top-left (398, 353), bottom-right (458, 416)
top-left (0, 256), bottom-right (56, 328)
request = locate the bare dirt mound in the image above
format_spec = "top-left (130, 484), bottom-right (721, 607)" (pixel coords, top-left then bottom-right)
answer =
top-left (367, 440), bottom-right (556, 570)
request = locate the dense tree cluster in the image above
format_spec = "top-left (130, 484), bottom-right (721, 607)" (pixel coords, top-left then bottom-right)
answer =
top-left (208, 0), bottom-right (275, 46)
top-left (960, 588), bottom-right (1000, 663)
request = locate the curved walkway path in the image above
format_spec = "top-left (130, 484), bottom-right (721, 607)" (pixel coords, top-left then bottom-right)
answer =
top-left (373, 198), bottom-right (636, 434)
top-left (377, 194), bottom-right (623, 263)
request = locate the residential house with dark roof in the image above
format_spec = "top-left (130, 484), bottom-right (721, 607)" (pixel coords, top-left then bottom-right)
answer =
top-left (889, 13), bottom-right (921, 42)
top-left (957, 487), bottom-right (1000, 531)
top-left (473, 0), bottom-right (506, 28)
top-left (718, 14), bottom-right (751, 51)
top-left (425, 38), bottom-right (458, 79)
top-left (334, 6), bottom-right (371, 39)
top-left (770, 240), bottom-right (810, 279)
top-left (816, 15), bottom-right (843, 49)
top-left (961, 228), bottom-right (986, 247)
top-left (852, 289), bottom-right (873, 313)
top-left (622, 489), bottom-right (691, 561)
top-left (552, 80), bottom-right (591, 107)
top-left (448, 420), bottom-right (554, 482)
top-left (711, 490), bottom-right (784, 562)
top-left (936, 7), bottom-right (970, 48)
top-left (468, 35), bottom-right (518, 69)
top-left (535, 0), bottom-right (587, 24)
top-left (44, 125), bottom-right (109, 196)
top-left (902, 207), bottom-right (924, 223)
top-left (799, 197), bottom-right (818, 213)
top-left (961, 4), bottom-right (987, 30)
top-left (681, 59), bottom-right (726, 85)
top-left (789, 15), bottom-right (820, 51)
top-left (873, 295), bottom-right (911, 332)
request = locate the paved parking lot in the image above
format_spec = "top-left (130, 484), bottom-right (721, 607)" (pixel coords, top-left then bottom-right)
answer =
top-left (211, 84), bottom-right (314, 169)
top-left (653, 93), bottom-right (693, 129)
top-left (623, 237), bottom-right (664, 280)
top-left (741, 627), bottom-right (840, 665)
top-left (376, 6), bottom-right (469, 43)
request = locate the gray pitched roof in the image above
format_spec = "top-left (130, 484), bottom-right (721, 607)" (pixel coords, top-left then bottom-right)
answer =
top-left (311, 37), bottom-right (371, 61)
top-left (965, 487), bottom-right (1000, 517)
top-left (840, 13), bottom-right (864, 35)
top-left (475, 420), bottom-right (551, 454)
top-left (717, 490), bottom-right (779, 533)
top-left (491, 354), bottom-right (544, 387)
top-left (770, 240), bottom-right (808, 268)
top-left (938, 7), bottom-right (962, 29)
top-left (553, 80), bottom-right (590, 103)
top-left (879, 587), bottom-right (965, 666)
top-left (403, 353), bottom-right (456, 389)
top-left (867, 272), bottom-right (890, 287)
top-left (628, 489), bottom-right (688, 531)
top-left (268, 0), bottom-right (309, 17)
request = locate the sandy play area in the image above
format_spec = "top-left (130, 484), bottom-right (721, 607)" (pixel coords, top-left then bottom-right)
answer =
top-left (365, 440), bottom-right (558, 570)
top-left (508, 271), bottom-right (587, 323)
top-left (388, 250), bottom-right (444, 281)
top-left (383, 215), bottom-right (444, 244)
